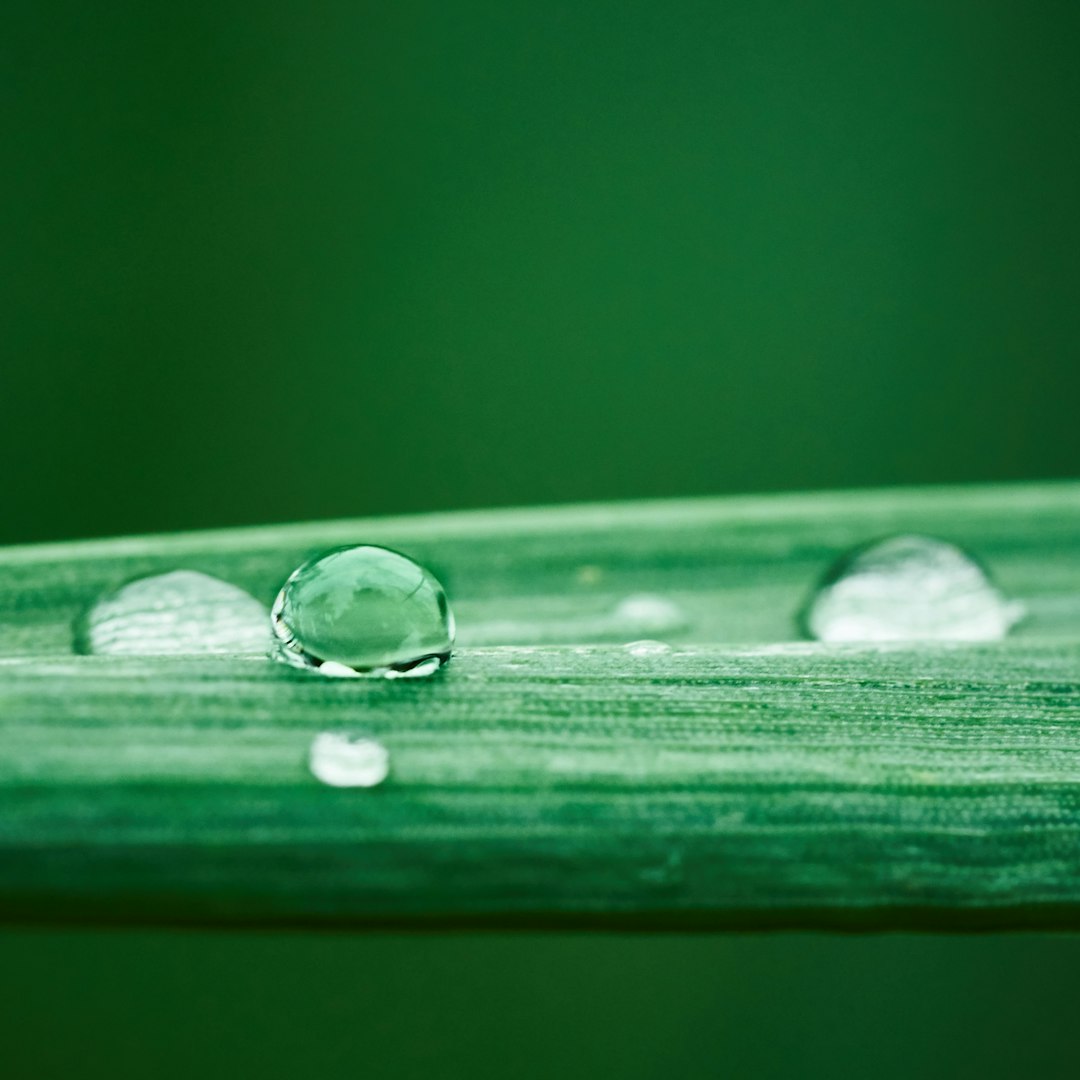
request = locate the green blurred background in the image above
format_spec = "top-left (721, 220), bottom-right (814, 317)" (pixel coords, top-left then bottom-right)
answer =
top-left (3, 1), bottom-right (1079, 1077)
top-left (5, 0), bottom-right (1079, 545)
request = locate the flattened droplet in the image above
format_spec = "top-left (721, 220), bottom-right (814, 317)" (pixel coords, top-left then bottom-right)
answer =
top-left (802, 534), bottom-right (1024, 643)
top-left (76, 570), bottom-right (269, 656)
top-left (624, 639), bottom-right (673, 656)
top-left (309, 733), bottom-right (390, 788)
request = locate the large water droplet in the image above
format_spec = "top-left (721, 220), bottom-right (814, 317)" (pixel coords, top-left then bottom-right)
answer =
top-left (76, 570), bottom-right (269, 655)
top-left (272, 545), bottom-right (454, 677)
top-left (309, 732), bottom-right (390, 788)
top-left (802, 534), bottom-right (1024, 643)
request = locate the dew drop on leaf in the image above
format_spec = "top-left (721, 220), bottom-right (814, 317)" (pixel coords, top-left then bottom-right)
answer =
top-left (802, 534), bottom-right (1024, 642)
top-left (611, 594), bottom-right (685, 635)
top-left (76, 570), bottom-right (269, 656)
top-left (623, 639), bottom-right (673, 656)
top-left (308, 732), bottom-right (390, 788)
top-left (272, 545), bottom-right (454, 678)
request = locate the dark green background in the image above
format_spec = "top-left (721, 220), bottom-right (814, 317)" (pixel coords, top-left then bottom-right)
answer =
top-left (4, 0), bottom-right (1079, 545)
top-left (3, 2), bottom-right (1079, 1077)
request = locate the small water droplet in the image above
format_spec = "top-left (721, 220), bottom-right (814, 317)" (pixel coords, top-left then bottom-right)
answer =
top-left (460, 592), bottom-right (686, 645)
top-left (76, 570), bottom-right (269, 655)
top-left (272, 545), bottom-right (454, 677)
top-left (612, 594), bottom-right (685, 634)
top-left (802, 534), bottom-right (1024, 643)
top-left (309, 732), bottom-right (390, 788)
top-left (624, 639), bottom-right (673, 656)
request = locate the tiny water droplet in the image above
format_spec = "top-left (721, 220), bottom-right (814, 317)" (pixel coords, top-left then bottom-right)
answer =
top-left (624, 639), bottom-right (673, 656)
top-left (76, 570), bottom-right (269, 656)
top-left (309, 732), bottom-right (390, 788)
top-left (612, 594), bottom-right (685, 634)
top-left (272, 545), bottom-right (454, 677)
top-left (802, 534), bottom-right (1024, 643)
top-left (460, 591), bottom-right (686, 645)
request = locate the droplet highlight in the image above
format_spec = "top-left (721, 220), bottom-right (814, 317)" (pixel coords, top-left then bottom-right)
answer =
top-left (309, 732), bottom-right (390, 788)
top-left (802, 534), bottom-right (1024, 643)
top-left (272, 545), bottom-right (454, 677)
top-left (76, 570), bottom-right (269, 656)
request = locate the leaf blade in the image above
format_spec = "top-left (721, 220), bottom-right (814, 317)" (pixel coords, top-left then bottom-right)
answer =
top-left (2, 481), bottom-right (1080, 928)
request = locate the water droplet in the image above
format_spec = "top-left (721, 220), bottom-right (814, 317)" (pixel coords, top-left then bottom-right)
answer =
top-left (612, 594), bottom-right (685, 634)
top-left (76, 570), bottom-right (269, 655)
top-left (624, 639), bottom-right (673, 656)
top-left (272, 545), bottom-right (454, 677)
top-left (802, 534), bottom-right (1024, 643)
top-left (309, 732), bottom-right (390, 788)
top-left (460, 592), bottom-right (686, 645)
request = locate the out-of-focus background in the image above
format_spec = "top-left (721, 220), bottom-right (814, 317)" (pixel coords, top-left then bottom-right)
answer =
top-left (4, 0), bottom-right (1079, 545)
top-left (3, 3), bottom-right (1079, 1077)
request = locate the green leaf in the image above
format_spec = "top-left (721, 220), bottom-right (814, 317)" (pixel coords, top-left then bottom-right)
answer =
top-left (2, 481), bottom-right (1079, 929)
